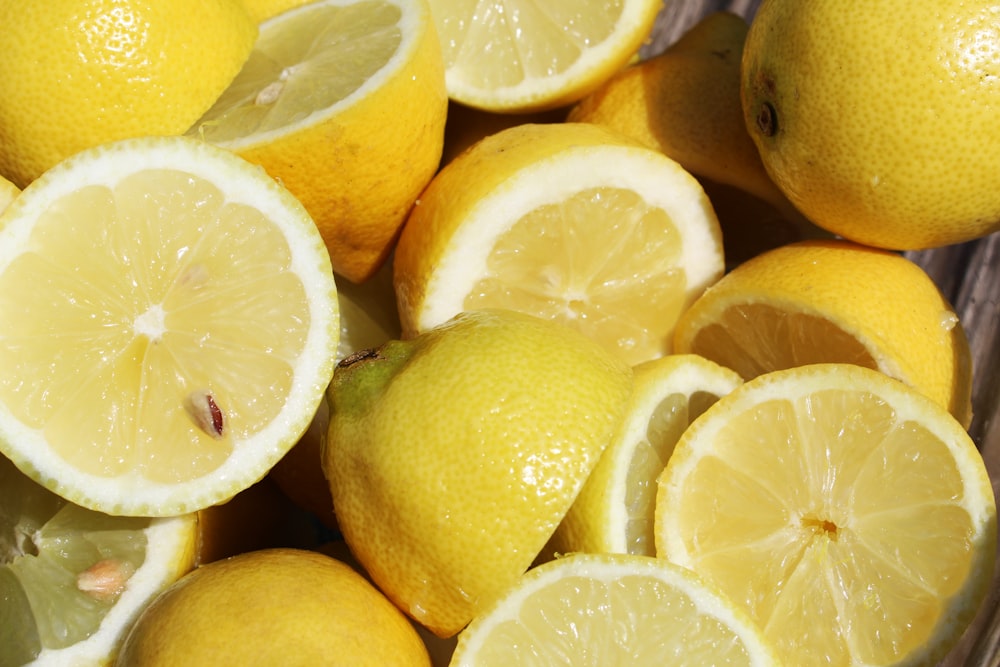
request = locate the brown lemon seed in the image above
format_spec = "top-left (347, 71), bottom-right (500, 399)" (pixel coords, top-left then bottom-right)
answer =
top-left (185, 390), bottom-right (225, 438)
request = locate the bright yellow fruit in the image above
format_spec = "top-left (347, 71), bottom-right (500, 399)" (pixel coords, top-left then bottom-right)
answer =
top-left (324, 309), bottom-right (633, 637)
top-left (1, 453), bottom-right (197, 666)
top-left (0, 174), bottom-right (19, 215)
top-left (394, 122), bottom-right (724, 367)
top-left (0, 136), bottom-right (340, 517)
top-left (451, 552), bottom-right (781, 666)
top-left (548, 354), bottom-right (742, 558)
top-left (0, 0), bottom-right (257, 188)
top-left (741, 0), bottom-right (1000, 250)
top-left (655, 363), bottom-right (997, 666)
top-left (189, 0), bottom-right (448, 283)
top-left (115, 548), bottom-right (431, 666)
top-left (239, 0), bottom-right (311, 22)
top-left (673, 239), bottom-right (973, 427)
top-left (428, 0), bottom-right (663, 112)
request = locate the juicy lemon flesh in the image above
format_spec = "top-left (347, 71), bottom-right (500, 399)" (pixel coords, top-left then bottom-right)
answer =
top-left (439, 0), bottom-right (621, 88)
top-left (674, 389), bottom-right (980, 665)
top-left (625, 390), bottom-right (719, 554)
top-left (469, 572), bottom-right (755, 664)
top-left (464, 186), bottom-right (687, 366)
top-left (0, 169), bottom-right (310, 484)
top-left (190, 1), bottom-right (402, 143)
top-left (686, 303), bottom-right (878, 380)
top-left (1, 456), bottom-right (149, 664)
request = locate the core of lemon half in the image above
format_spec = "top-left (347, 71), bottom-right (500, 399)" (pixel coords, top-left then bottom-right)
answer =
top-left (189, 0), bottom-right (448, 283)
top-left (429, 0), bottom-right (663, 112)
top-left (655, 363), bottom-right (997, 666)
top-left (450, 552), bottom-right (781, 666)
top-left (0, 136), bottom-right (339, 517)
top-left (394, 122), bottom-right (724, 367)
top-left (0, 453), bottom-right (197, 666)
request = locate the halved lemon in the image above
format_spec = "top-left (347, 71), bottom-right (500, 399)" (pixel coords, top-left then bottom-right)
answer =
top-left (394, 122), bottom-right (724, 367)
top-left (655, 363), bottom-right (996, 665)
top-left (0, 136), bottom-right (339, 517)
top-left (450, 552), bottom-right (781, 665)
top-left (0, 453), bottom-right (197, 666)
top-left (428, 0), bottom-right (663, 112)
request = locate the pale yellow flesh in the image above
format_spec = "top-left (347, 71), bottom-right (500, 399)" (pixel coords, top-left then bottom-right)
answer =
top-left (0, 170), bottom-right (311, 484)
top-left (670, 389), bottom-right (984, 665)
top-left (464, 186), bottom-right (687, 366)
top-left (190, 1), bottom-right (403, 143)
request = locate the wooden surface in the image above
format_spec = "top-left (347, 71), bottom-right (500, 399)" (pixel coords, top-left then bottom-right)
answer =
top-left (653, 2), bottom-right (1000, 666)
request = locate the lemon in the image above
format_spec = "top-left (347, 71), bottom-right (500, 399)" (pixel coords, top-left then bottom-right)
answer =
top-left (0, 453), bottom-right (197, 666)
top-left (115, 548), bottom-right (431, 666)
top-left (548, 354), bottom-right (742, 558)
top-left (741, 0), bottom-right (1000, 250)
top-left (240, 0), bottom-right (311, 22)
top-left (428, 0), bottom-right (663, 112)
top-left (655, 363), bottom-right (997, 666)
top-left (673, 239), bottom-right (973, 427)
top-left (0, 136), bottom-right (340, 517)
top-left (394, 122), bottom-right (724, 367)
top-left (0, 0), bottom-right (257, 188)
top-left (189, 0), bottom-right (448, 283)
top-left (451, 552), bottom-right (781, 666)
top-left (324, 309), bottom-right (633, 637)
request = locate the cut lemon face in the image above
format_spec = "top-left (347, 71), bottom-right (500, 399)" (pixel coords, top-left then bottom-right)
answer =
top-left (394, 122), bottom-right (724, 367)
top-left (655, 363), bottom-right (997, 666)
top-left (450, 552), bottom-right (781, 666)
top-left (0, 136), bottom-right (339, 517)
top-left (188, 0), bottom-right (448, 283)
top-left (428, 0), bottom-right (663, 112)
top-left (549, 354), bottom-right (742, 558)
top-left (0, 453), bottom-right (197, 666)
top-left (673, 239), bottom-right (973, 427)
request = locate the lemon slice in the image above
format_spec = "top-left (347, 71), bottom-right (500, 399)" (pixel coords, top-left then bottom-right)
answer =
top-left (673, 239), bottom-right (973, 427)
top-left (428, 0), bottom-right (663, 112)
top-left (655, 363), bottom-right (997, 666)
top-left (0, 453), bottom-right (197, 666)
top-left (188, 0), bottom-right (448, 283)
top-left (394, 122), bottom-right (724, 367)
top-left (450, 552), bottom-right (781, 665)
top-left (549, 354), bottom-right (742, 558)
top-left (0, 136), bottom-right (339, 517)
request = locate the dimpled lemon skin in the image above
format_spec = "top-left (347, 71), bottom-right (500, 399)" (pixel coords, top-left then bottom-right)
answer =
top-left (324, 309), bottom-right (633, 638)
top-left (115, 548), bottom-right (431, 667)
top-left (0, 0), bottom-right (257, 188)
top-left (741, 0), bottom-right (1000, 250)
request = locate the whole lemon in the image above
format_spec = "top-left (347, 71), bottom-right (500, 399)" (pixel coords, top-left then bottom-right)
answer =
top-left (115, 548), bottom-right (431, 666)
top-left (741, 0), bottom-right (1000, 250)
top-left (324, 309), bottom-right (633, 638)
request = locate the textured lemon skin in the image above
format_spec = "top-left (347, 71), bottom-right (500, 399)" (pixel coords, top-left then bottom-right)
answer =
top-left (673, 239), bottom-right (973, 427)
top-left (324, 309), bottom-right (633, 637)
top-left (741, 1), bottom-right (1000, 250)
top-left (229, 0), bottom-right (448, 283)
top-left (0, 0), bottom-right (257, 187)
top-left (115, 549), bottom-right (431, 666)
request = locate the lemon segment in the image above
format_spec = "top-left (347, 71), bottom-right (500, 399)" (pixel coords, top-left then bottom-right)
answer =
top-left (0, 454), bottom-right (197, 666)
top-left (0, 137), bottom-right (339, 517)
top-left (451, 552), bottom-right (781, 666)
top-left (395, 122), bottom-right (724, 367)
top-left (430, 0), bottom-right (664, 112)
top-left (655, 364), bottom-right (996, 666)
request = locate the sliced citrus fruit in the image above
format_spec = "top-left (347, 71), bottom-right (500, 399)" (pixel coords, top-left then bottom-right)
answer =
top-left (655, 363), bottom-right (997, 666)
top-left (0, 0), bottom-right (256, 187)
top-left (188, 0), bottom-right (448, 283)
top-left (394, 122), bottom-right (724, 367)
top-left (450, 552), bottom-right (780, 665)
top-left (0, 173), bottom-right (19, 215)
top-left (0, 136), bottom-right (339, 517)
top-left (0, 453), bottom-right (197, 666)
top-left (673, 239), bottom-right (973, 426)
top-left (548, 354), bottom-right (742, 558)
top-left (428, 0), bottom-right (663, 112)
